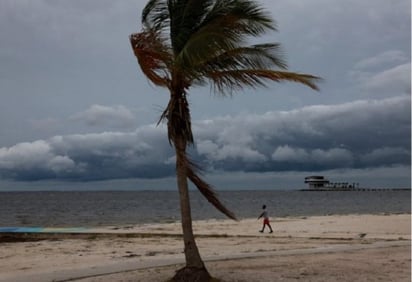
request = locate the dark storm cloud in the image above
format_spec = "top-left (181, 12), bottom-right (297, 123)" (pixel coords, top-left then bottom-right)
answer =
top-left (0, 128), bottom-right (175, 181)
top-left (192, 96), bottom-right (410, 172)
top-left (0, 96), bottom-right (409, 181)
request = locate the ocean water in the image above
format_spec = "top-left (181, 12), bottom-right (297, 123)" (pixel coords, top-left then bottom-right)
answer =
top-left (0, 190), bottom-right (410, 227)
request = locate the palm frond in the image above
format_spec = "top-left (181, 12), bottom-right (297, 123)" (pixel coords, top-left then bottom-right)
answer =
top-left (174, 2), bottom-right (277, 73)
top-left (219, 43), bottom-right (287, 70)
top-left (207, 69), bottom-right (321, 95)
top-left (169, 0), bottom-right (215, 54)
top-left (129, 31), bottom-right (172, 88)
top-left (184, 43), bottom-right (287, 83)
top-left (202, 0), bottom-right (276, 37)
top-left (142, 0), bottom-right (169, 31)
top-left (186, 158), bottom-right (237, 220)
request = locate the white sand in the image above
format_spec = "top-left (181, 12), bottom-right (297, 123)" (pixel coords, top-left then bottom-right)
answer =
top-left (0, 214), bottom-right (410, 282)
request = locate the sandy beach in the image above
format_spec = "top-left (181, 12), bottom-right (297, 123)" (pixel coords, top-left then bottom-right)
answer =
top-left (0, 213), bottom-right (410, 282)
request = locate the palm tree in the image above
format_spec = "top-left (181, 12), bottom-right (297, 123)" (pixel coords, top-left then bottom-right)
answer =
top-left (130, 0), bottom-right (320, 280)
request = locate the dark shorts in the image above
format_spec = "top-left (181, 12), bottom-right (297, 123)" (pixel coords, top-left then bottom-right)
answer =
top-left (263, 218), bottom-right (270, 225)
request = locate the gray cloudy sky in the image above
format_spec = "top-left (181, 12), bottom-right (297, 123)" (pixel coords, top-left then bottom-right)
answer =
top-left (0, 0), bottom-right (410, 190)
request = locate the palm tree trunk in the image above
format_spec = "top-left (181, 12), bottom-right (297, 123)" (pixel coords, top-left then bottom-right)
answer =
top-left (175, 136), bottom-right (205, 269)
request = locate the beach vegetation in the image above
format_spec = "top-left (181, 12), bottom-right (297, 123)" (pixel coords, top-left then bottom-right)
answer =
top-left (129, 0), bottom-right (319, 280)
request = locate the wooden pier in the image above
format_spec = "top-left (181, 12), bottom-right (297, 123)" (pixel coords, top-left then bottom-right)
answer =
top-left (300, 188), bottom-right (410, 192)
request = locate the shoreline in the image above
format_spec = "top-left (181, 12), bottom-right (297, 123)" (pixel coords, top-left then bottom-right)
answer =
top-left (1, 211), bottom-right (409, 230)
top-left (0, 213), bottom-right (410, 282)
top-left (300, 188), bottom-right (410, 191)
top-left (0, 211), bottom-right (410, 228)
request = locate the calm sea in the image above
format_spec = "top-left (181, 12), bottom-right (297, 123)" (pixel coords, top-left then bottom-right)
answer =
top-left (0, 190), bottom-right (410, 227)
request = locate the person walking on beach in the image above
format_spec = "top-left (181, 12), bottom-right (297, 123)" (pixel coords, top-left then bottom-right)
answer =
top-left (258, 205), bottom-right (273, 233)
